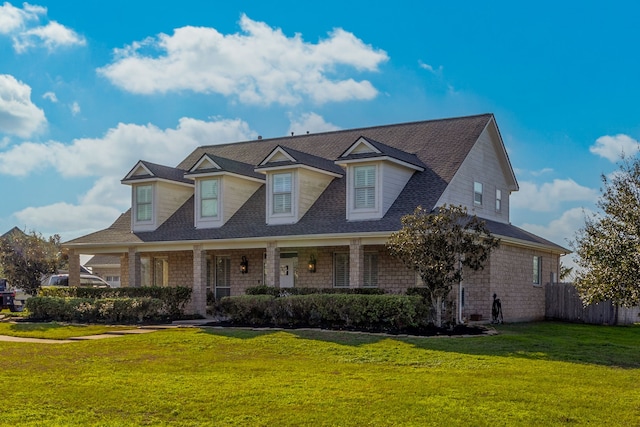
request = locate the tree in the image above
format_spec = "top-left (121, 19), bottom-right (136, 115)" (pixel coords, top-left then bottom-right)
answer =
top-left (386, 205), bottom-right (499, 326)
top-left (572, 156), bottom-right (640, 307)
top-left (0, 230), bottom-right (66, 295)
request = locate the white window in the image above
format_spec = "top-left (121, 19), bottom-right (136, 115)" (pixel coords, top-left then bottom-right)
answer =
top-left (136, 185), bottom-right (153, 221)
top-left (533, 256), bottom-right (542, 285)
top-left (215, 256), bottom-right (231, 299)
top-left (200, 179), bottom-right (219, 218)
top-left (354, 165), bottom-right (376, 209)
top-left (273, 173), bottom-right (292, 214)
top-left (474, 182), bottom-right (483, 206)
top-left (495, 189), bottom-right (502, 212)
top-left (363, 253), bottom-right (378, 287)
top-left (334, 253), bottom-right (350, 288)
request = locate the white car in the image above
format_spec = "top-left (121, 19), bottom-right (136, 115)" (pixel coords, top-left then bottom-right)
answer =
top-left (43, 273), bottom-right (112, 288)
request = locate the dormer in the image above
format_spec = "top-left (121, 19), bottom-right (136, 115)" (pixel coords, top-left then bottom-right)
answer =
top-left (184, 154), bottom-right (265, 229)
top-left (122, 161), bottom-right (194, 232)
top-left (255, 146), bottom-right (343, 225)
top-left (335, 136), bottom-right (426, 221)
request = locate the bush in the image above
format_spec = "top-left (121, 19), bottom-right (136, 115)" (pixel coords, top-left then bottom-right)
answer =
top-left (215, 293), bottom-right (429, 333)
top-left (39, 286), bottom-right (192, 319)
top-left (245, 286), bottom-right (386, 296)
top-left (26, 296), bottom-right (164, 323)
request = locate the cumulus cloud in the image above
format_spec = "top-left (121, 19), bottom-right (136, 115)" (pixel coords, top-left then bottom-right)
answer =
top-left (98, 14), bottom-right (388, 105)
top-left (4, 116), bottom-right (255, 239)
top-left (0, 74), bottom-right (46, 138)
top-left (511, 179), bottom-right (599, 212)
top-left (590, 134), bottom-right (640, 162)
top-left (70, 101), bottom-right (80, 115)
top-left (288, 112), bottom-right (340, 136)
top-left (0, 2), bottom-right (84, 52)
top-left (520, 207), bottom-right (590, 248)
top-left (0, 116), bottom-right (255, 177)
top-left (42, 91), bottom-right (58, 102)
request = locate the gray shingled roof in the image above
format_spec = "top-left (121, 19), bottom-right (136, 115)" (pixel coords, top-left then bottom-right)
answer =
top-left (337, 136), bottom-right (426, 169)
top-left (65, 114), bottom-right (564, 252)
top-left (122, 160), bottom-right (192, 185)
top-left (185, 154), bottom-right (264, 180)
top-left (256, 145), bottom-right (345, 176)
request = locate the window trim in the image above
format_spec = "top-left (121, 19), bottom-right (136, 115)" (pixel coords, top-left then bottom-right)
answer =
top-left (363, 252), bottom-right (378, 288)
top-left (199, 178), bottom-right (219, 219)
top-left (354, 165), bottom-right (376, 210)
top-left (333, 252), bottom-right (350, 288)
top-left (495, 188), bottom-right (502, 212)
top-left (272, 172), bottom-right (293, 215)
top-left (474, 181), bottom-right (483, 206)
top-left (134, 184), bottom-right (154, 224)
top-left (533, 255), bottom-right (542, 286)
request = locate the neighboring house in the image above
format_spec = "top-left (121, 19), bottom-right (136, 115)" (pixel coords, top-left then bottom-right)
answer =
top-left (64, 114), bottom-right (568, 322)
top-left (84, 255), bottom-right (121, 287)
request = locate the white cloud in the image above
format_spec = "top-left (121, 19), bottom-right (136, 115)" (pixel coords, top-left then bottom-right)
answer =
top-left (511, 179), bottom-right (599, 212)
top-left (590, 134), bottom-right (640, 162)
top-left (0, 74), bottom-right (46, 138)
top-left (418, 60), bottom-right (442, 75)
top-left (14, 20), bottom-right (86, 53)
top-left (288, 112), bottom-right (340, 136)
top-left (0, 2), bottom-right (42, 34)
top-left (530, 167), bottom-right (553, 176)
top-left (70, 101), bottom-right (80, 115)
top-left (3, 116), bottom-right (255, 239)
top-left (0, 116), bottom-right (255, 177)
top-left (42, 91), bottom-right (58, 102)
top-left (0, 2), bottom-right (84, 52)
top-left (98, 14), bottom-right (388, 105)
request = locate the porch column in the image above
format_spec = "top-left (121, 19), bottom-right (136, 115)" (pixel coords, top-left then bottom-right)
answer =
top-left (349, 238), bottom-right (364, 288)
top-left (128, 247), bottom-right (141, 287)
top-left (68, 249), bottom-right (80, 287)
top-left (191, 244), bottom-right (207, 316)
top-left (265, 241), bottom-right (280, 288)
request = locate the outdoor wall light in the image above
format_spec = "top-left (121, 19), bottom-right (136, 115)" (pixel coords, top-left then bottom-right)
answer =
top-left (240, 256), bottom-right (249, 274)
top-left (308, 255), bottom-right (316, 273)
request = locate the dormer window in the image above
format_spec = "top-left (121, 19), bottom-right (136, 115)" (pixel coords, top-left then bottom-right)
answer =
top-left (199, 179), bottom-right (219, 218)
top-left (354, 165), bottom-right (376, 209)
top-left (272, 172), bottom-right (292, 214)
top-left (136, 185), bottom-right (153, 222)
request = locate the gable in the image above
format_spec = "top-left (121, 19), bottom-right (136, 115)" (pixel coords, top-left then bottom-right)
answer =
top-left (191, 155), bottom-right (221, 171)
top-left (341, 137), bottom-right (381, 156)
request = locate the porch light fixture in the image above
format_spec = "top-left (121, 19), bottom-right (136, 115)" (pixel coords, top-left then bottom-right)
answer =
top-left (240, 256), bottom-right (249, 274)
top-left (308, 255), bottom-right (316, 273)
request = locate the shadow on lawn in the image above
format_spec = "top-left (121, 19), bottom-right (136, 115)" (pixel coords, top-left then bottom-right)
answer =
top-left (200, 321), bottom-right (640, 369)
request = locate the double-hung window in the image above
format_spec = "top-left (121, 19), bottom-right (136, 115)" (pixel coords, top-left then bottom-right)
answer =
top-left (363, 253), bottom-right (378, 287)
top-left (136, 185), bottom-right (153, 222)
top-left (474, 182), bottom-right (483, 206)
top-left (334, 253), bottom-right (350, 288)
top-left (495, 189), bottom-right (502, 212)
top-left (273, 173), bottom-right (292, 214)
top-left (200, 179), bottom-right (219, 218)
top-left (354, 165), bottom-right (376, 209)
top-left (533, 256), bottom-right (542, 285)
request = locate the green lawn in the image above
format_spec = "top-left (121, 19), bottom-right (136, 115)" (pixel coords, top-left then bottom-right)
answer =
top-left (0, 322), bottom-right (638, 426)
top-left (0, 321), bottom-right (133, 339)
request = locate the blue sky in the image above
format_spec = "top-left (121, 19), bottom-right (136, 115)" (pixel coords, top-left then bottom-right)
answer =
top-left (0, 1), bottom-right (638, 266)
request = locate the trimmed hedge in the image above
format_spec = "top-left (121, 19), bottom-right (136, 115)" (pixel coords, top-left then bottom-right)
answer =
top-left (26, 296), bottom-right (164, 324)
top-left (38, 286), bottom-right (192, 319)
top-left (216, 293), bottom-right (428, 333)
top-left (245, 285), bottom-right (386, 296)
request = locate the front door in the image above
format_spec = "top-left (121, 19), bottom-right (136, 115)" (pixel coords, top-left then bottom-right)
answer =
top-left (279, 254), bottom-right (297, 288)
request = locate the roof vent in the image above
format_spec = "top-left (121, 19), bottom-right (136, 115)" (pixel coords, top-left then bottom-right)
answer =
top-left (258, 135), bottom-right (262, 140)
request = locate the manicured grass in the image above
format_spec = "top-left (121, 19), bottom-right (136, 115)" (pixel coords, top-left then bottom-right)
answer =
top-left (0, 322), bottom-right (134, 339)
top-left (0, 322), bottom-right (638, 426)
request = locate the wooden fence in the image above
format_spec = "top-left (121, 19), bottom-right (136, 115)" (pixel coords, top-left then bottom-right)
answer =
top-left (545, 282), bottom-right (618, 325)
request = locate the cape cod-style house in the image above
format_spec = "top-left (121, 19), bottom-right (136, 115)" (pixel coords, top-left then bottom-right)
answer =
top-left (64, 114), bottom-right (567, 322)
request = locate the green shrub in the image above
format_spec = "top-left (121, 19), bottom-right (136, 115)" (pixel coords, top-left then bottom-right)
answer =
top-left (215, 293), bottom-right (428, 333)
top-left (39, 286), bottom-right (192, 319)
top-left (26, 296), bottom-right (164, 324)
top-left (245, 286), bottom-right (386, 296)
